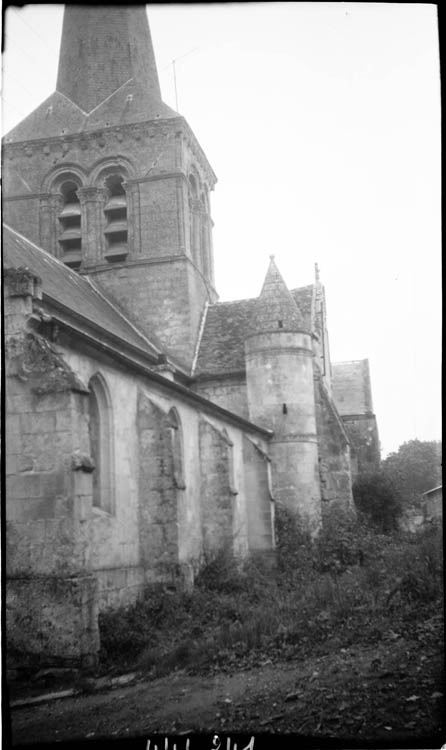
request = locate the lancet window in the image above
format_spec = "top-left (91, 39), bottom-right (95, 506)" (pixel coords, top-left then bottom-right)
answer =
top-left (88, 374), bottom-right (115, 513)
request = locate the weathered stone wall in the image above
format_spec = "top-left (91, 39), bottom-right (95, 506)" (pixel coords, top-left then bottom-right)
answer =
top-left (193, 377), bottom-right (249, 420)
top-left (245, 329), bottom-right (321, 532)
top-left (341, 414), bottom-right (381, 480)
top-left (331, 360), bottom-right (380, 480)
top-left (5, 269), bottom-right (100, 664)
top-left (6, 577), bottom-right (99, 667)
top-left (5, 267), bottom-right (274, 663)
top-left (199, 417), bottom-right (236, 555)
top-left (137, 393), bottom-right (180, 581)
top-left (243, 437), bottom-right (274, 552)
top-left (313, 283), bottom-right (333, 396)
top-left (88, 255), bottom-right (209, 369)
top-left (331, 359), bottom-right (374, 415)
top-left (315, 376), bottom-right (354, 513)
top-left (59, 343), bottom-right (260, 588)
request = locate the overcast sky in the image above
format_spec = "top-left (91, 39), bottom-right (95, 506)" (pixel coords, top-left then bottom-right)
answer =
top-left (2, 3), bottom-right (441, 458)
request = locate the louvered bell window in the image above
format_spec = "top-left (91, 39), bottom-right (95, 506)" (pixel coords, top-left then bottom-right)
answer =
top-left (58, 183), bottom-right (82, 269)
top-left (104, 175), bottom-right (128, 263)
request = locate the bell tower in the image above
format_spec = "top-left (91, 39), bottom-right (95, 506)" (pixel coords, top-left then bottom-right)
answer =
top-left (3, 5), bottom-right (217, 369)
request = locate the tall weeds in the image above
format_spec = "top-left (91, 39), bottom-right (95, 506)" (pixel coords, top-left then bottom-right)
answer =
top-left (98, 513), bottom-right (443, 675)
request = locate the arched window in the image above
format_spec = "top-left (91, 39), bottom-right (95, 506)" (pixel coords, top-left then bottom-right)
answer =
top-left (58, 180), bottom-right (82, 268)
top-left (168, 408), bottom-right (185, 490)
top-left (103, 174), bottom-right (128, 263)
top-left (88, 374), bottom-right (115, 513)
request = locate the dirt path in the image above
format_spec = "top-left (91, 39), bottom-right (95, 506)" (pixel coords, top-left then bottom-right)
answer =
top-left (9, 632), bottom-right (444, 746)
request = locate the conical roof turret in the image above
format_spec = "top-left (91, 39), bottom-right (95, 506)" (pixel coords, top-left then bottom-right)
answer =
top-left (247, 256), bottom-right (307, 336)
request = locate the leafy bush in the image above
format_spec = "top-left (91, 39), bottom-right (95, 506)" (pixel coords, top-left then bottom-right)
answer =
top-left (353, 471), bottom-right (402, 532)
top-left (98, 512), bottom-right (443, 677)
top-left (381, 439), bottom-right (442, 507)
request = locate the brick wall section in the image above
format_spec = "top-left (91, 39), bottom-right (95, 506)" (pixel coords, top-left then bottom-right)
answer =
top-left (331, 359), bottom-right (373, 415)
top-left (315, 375), bottom-right (354, 512)
top-left (199, 418), bottom-right (234, 555)
top-left (137, 391), bottom-right (180, 582)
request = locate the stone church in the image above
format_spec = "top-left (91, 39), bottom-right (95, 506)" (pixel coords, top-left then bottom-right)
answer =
top-left (3, 5), bottom-right (380, 665)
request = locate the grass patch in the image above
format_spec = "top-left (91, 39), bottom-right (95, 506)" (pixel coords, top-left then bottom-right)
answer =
top-left (98, 511), bottom-right (443, 677)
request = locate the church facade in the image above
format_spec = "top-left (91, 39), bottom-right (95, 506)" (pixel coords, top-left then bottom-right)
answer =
top-left (4, 5), bottom-right (380, 666)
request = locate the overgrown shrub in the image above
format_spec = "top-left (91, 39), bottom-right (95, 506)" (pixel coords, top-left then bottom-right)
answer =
top-left (98, 513), bottom-right (443, 677)
top-left (353, 471), bottom-right (402, 532)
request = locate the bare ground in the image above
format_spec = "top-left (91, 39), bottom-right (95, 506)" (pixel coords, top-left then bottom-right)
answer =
top-left (8, 617), bottom-right (444, 747)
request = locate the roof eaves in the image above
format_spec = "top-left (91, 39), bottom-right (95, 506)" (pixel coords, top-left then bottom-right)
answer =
top-left (42, 313), bottom-right (273, 439)
top-left (43, 296), bottom-right (161, 367)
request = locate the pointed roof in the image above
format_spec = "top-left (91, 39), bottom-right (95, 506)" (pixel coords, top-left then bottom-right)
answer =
top-left (4, 5), bottom-right (178, 143)
top-left (247, 256), bottom-right (308, 336)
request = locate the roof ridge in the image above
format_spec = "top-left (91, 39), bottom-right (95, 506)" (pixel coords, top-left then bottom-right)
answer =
top-left (210, 297), bottom-right (256, 307)
top-left (191, 301), bottom-right (209, 376)
top-left (75, 77), bottom-right (133, 117)
top-left (56, 89), bottom-right (88, 116)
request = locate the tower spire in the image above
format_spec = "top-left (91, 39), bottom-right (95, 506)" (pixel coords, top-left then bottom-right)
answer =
top-left (5, 3), bottom-right (178, 143)
top-left (57, 5), bottom-right (163, 114)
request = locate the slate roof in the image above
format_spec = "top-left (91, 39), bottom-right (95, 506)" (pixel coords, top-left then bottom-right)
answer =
top-left (290, 285), bottom-right (314, 327)
top-left (194, 284), bottom-right (316, 378)
top-left (247, 257), bottom-right (306, 336)
top-left (3, 225), bottom-right (163, 361)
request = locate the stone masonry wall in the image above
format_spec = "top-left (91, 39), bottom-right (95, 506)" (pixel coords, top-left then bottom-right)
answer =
top-left (331, 359), bottom-right (373, 416)
top-left (137, 392), bottom-right (180, 583)
top-left (194, 377), bottom-right (249, 421)
top-left (315, 376), bottom-right (354, 513)
top-left (199, 418), bottom-right (235, 556)
top-left (5, 269), bottom-right (100, 664)
top-left (5, 276), bottom-right (271, 663)
top-left (245, 329), bottom-right (321, 533)
top-left (341, 414), bottom-right (381, 480)
top-left (243, 437), bottom-right (274, 552)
